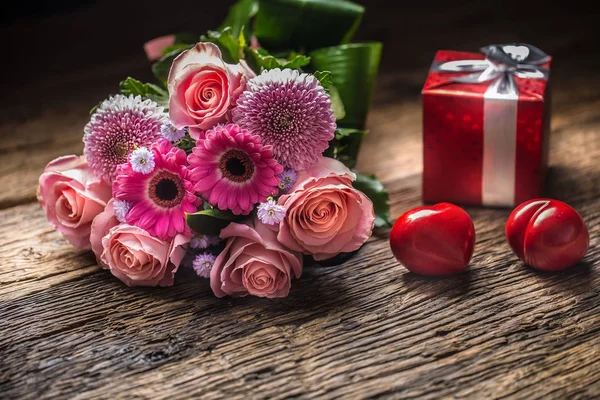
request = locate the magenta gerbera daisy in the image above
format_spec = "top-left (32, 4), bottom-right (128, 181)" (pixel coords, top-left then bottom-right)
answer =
top-left (84, 94), bottom-right (166, 183)
top-left (233, 68), bottom-right (336, 170)
top-left (188, 124), bottom-right (283, 215)
top-left (113, 139), bottom-right (199, 240)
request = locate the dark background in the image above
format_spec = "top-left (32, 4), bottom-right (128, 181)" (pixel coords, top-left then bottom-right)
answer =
top-left (2, 0), bottom-right (598, 113)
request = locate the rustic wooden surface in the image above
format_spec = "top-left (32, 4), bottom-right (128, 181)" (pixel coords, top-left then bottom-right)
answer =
top-left (1, 1), bottom-right (599, 398)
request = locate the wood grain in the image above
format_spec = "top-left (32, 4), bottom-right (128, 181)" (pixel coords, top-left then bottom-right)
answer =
top-left (1, 0), bottom-right (599, 399)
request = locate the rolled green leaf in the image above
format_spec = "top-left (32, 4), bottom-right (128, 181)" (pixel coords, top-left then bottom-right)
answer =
top-left (219, 0), bottom-right (259, 39)
top-left (254, 0), bottom-right (364, 51)
top-left (310, 42), bottom-right (382, 129)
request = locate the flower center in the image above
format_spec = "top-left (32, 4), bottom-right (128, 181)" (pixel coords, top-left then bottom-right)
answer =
top-left (148, 169), bottom-right (185, 208)
top-left (269, 108), bottom-right (299, 135)
top-left (114, 141), bottom-right (130, 161)
top-left (219, 149), bottom-right (255, 183)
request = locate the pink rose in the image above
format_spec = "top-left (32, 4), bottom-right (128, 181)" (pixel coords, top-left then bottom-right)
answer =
top-left (90, 199), bottom-right (120, 265)
top-left (167, 42), bottom-right (255, 136)
top-left (275, 157), bottom-right (375, 261)
top-left (99, 224), bottom-right (188, 287)
top-left (211, 219), bottom-right (302, 298)
top-left (38, 155), bottom-right (111, 249)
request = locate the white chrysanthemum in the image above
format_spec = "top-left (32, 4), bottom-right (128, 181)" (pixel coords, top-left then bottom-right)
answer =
top-left (113, 199), bottom-right (131, 223)
top-left (161, 123), bottom-right (186, 142)
top-left (129, 147), bottom-right (155, 174)
top-left (257, 199), bottom-right (286, 225)
top-left (83, 94), bottom-right (166, 183)
top-left (190, 234), bottom-right (221, 249)
top-left (192, 253), bottom-right (216, 278)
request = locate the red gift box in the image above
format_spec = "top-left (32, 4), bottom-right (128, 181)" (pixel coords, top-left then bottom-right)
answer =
top-left (422, 44), bottom-right (552, 207)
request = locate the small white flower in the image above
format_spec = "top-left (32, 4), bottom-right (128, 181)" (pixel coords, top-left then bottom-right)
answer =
top-left (190, 234), bottom-right (221, 249)
top-left (130, 147), bottom-right (155, 174)
top-left (161, 123), bottom-right (186, 142)
top-left (257, 199), bottom-right (286, 225)
top-left (192, 253), bottom-right (216, 278)
top-left (113, 199), bottom-right (131, 223)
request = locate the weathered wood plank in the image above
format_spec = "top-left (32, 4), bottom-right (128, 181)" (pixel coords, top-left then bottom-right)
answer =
top-left (1, 110), bottom-right (599, 398)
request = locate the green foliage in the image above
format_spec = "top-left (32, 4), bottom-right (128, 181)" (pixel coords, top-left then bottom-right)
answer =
top-left (174, 132), bottom-right (196, 154)
top-left (254, 0), bottom-right (364, 51)
top-left (186, 208), bottom-right (241, 236)
top-left (151, 47), bottom-right (190, 85)
top-left (201, 27), bottom-right (245, 64)
top-left (160, 43), bottom-right (195, 56)
top-left (314, 70), bottom-right (333, 89)
top-left (353, 173), bottom-right (391, 229)
top-left (310, 42), bottom-right (382, 129)
top-left (219, 0), bottom-right (259, 39)
top-left (324, 128), bottom-right (366, 169)
top-left (119, 77), bottom-right (169, 106)
top-left (314, 71), bottom-right (345, 119)
top-left (245, 48), bottom-right (310, 72)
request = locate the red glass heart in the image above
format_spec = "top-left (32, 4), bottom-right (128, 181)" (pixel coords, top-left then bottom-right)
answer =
top-left (390, 203), bottom-right (475, 276)
top-left (505, 198), bottom-right (589, 271)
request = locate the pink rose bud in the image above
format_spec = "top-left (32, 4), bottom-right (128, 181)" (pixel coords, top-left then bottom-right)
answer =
top-left (274, 157), bottom-right (376, 261)
top-left (211, 219), bottom-right (302, 298)
top-left (37, 155), bottom-right (112, 249)
top-left (167, 42), bottom-right (256, 137)
top-left (143, 34), bottom-right (176, 61)
top-left (99, 224), bottom-right (188, 287)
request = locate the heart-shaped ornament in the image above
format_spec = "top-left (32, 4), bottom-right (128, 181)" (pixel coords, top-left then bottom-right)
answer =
top-left (505, 199), bottom-right (589, 271)
top-left (502, 45), bottom-right (530, 62)
top-left (390, 203), bottom-right (475, 276)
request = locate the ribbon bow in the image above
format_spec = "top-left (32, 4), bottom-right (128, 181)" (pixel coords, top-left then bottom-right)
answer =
top-left (433, 43), bottom-right (551, 95)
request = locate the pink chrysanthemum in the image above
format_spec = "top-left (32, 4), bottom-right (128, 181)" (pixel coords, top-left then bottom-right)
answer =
top-left (113, 139), bottom-right (199, 240)
top-left (188, 124), bottom-right (283, 215)
top-left (233, 68), bottom-right (336, 170)
top-left (84, 94), bottom-right (166, 183)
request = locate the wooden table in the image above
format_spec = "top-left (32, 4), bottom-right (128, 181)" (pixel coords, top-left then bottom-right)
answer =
top-left (1, 1), bottom-right (599, 398)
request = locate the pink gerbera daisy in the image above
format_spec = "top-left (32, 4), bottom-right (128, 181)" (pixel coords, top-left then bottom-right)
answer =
top-left (188, 124), bottom-right (283, 215)
top-left (233, 68), bottom-right (336, 170)
top-left (113, 139), bottom-right (199, 240)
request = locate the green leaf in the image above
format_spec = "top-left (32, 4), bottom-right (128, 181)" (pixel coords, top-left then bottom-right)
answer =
top-left (314, 70), bottom-right (333, 89)
top-left (90, 100), bottom-right (102, 115)
top-left (313, 71), bottom-right (344, 119)
top-left (324, 128), bottom-right (366, 169)
top-left (353, 173), bottom-right (391, 229)
top-left (245, 48), bottom-right (310, 71)
top-left (152, 47), bottom-right (189, 85)
top-left (161, 43), bottom-right (195, 56)
top-left (219, 0), bottom-right (259, 39)
top-left (186, 208), bottom-right (240, 236)
top-left (254, 0), bottom-right (364, 52)
top-left (201, 27), bottom-right (245, 64)
top-left (310, 42), bottom-right (382, 129)
top-left (119, 77), bottom-right (169, 106)
top-left (175, 131), bottom-right (196, 154)
top-left (329, 85), bottom-right (346, 120)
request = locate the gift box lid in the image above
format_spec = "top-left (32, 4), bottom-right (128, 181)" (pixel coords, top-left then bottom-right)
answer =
top-left (422, 47), bottom-right (552, 102)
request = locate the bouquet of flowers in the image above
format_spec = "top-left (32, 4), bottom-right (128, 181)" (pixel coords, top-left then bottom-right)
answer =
top-left (37, 0), bottom-right (390, 298)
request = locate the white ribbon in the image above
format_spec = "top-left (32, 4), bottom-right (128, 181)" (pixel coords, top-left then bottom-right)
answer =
top-left (432, 44), bottom-right (550, 206)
